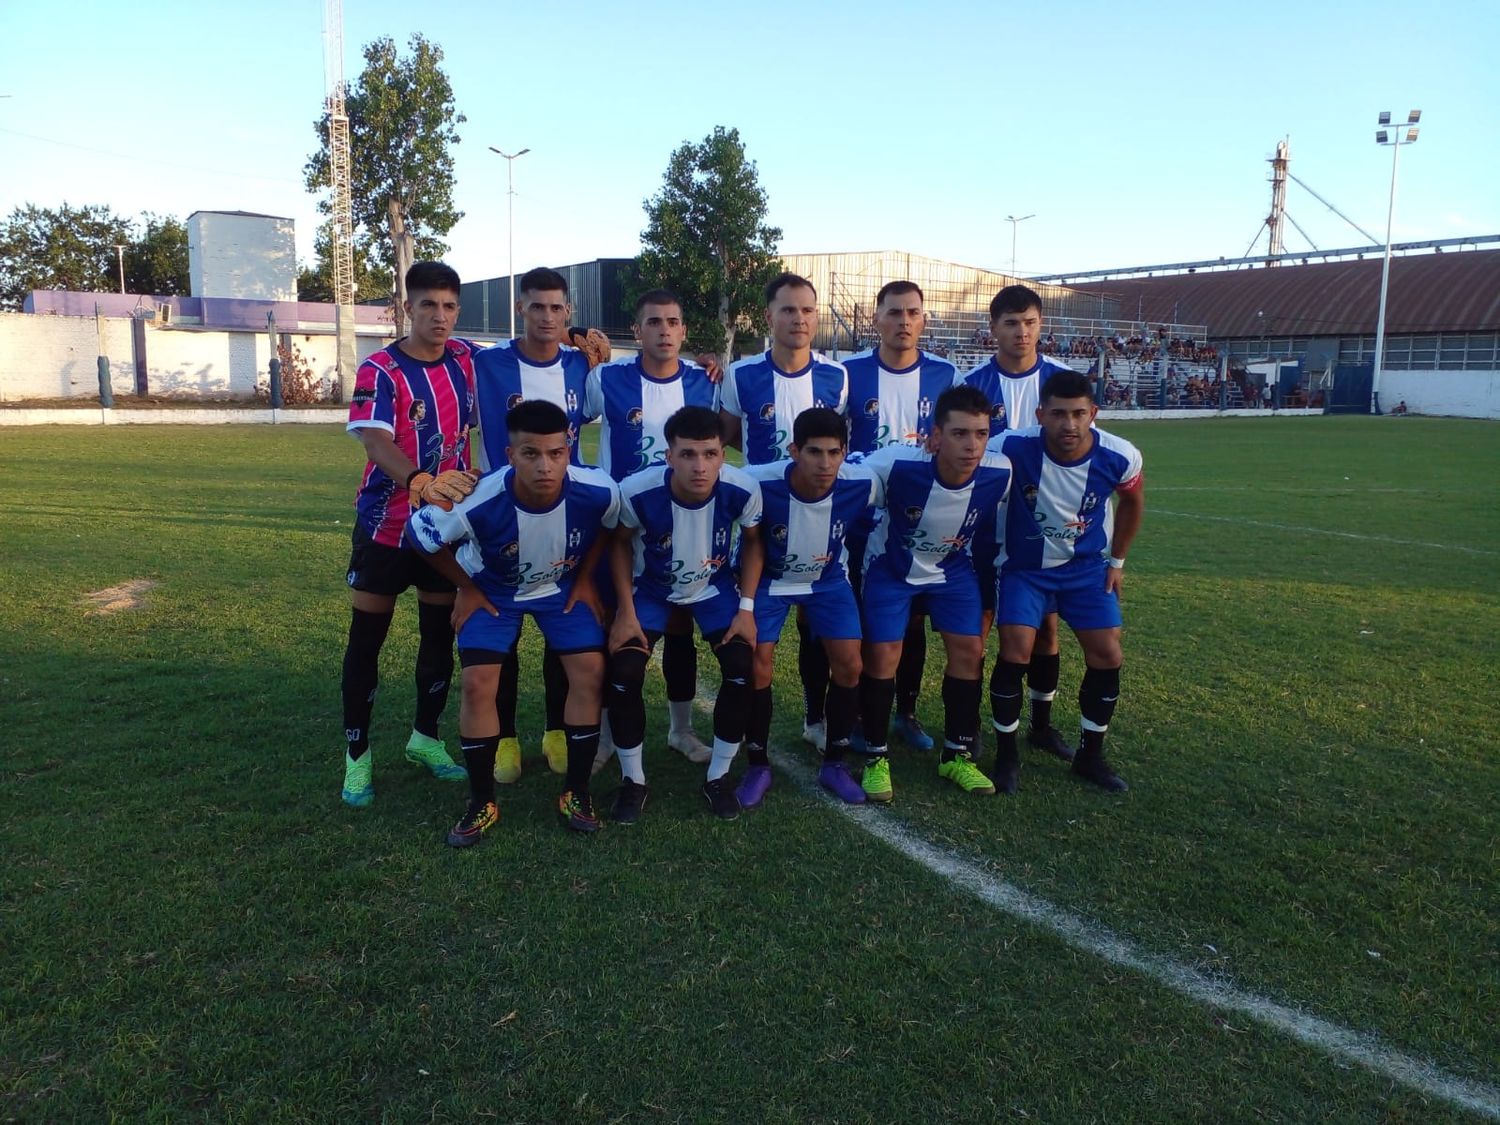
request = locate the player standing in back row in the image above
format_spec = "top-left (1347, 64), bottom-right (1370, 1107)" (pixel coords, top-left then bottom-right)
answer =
top-left (959, 284), bottom-right (1078, 765)
top-left (841, 280), bottom-right (958, 753)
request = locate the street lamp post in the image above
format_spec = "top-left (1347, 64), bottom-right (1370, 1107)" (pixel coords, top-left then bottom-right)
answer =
top-left (1370, 110), bottom-right (1420, 414)
top-left (489, 145), bottom-right (531, 338)
top-left (1005, 214), bottom-right (1035, 278)
top-left (115, 244), bottom-right (126, 294)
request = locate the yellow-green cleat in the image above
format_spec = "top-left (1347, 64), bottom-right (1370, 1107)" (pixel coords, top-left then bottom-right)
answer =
top-left (938, 753), bottom-right (996, 795)
top-left (341, 751), bottom-right (373, 808)
top-left (404, 732), bottom-right (466, 780)
top-left (494, 737), bottom-right (522, 785)
top-left (541, 729), bottom-right (568, 775)
top-left (861, 756), bottom-right (894, 803)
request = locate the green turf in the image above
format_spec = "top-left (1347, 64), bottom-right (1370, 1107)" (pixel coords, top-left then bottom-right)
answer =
top-left (2, 417), bottom-right (1497, 1122)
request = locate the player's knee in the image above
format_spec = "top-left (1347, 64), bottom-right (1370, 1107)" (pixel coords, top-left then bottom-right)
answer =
top-left (828, 647), bottom-right (862, 686)
top-left (608, 646), bottom-right (650, 692)
top-left (716, 638), bottom-right (753, 686)
top-left (564, 655), bottom-right (605, 708)
top-left (462, 664), bottom-right (500, 704)
top-left (1037, 613), bottom-right (1061, 651)
top-left (752, 645), bottom-right (775, 689)
top-left (945, 635), bottom-right (985, 678)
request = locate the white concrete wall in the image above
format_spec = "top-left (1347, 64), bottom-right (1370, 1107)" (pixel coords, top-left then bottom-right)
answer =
top-left (0, 312), bottom-right (395, 401)
top-left (0, 312), bottom-right (133, 400)
top-left (1380, 371), bottom-right (1500, 418)
top-left (188, 212), bottom-right (297, 301)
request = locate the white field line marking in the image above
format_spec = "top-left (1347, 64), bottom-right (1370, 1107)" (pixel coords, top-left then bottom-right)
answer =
top-left (1152, 508), bottom-right (1499, 557)
top-left (681, 688), bottom-right (1499, 1118)
top-left (1152, 486), bottom-right (1434, 494)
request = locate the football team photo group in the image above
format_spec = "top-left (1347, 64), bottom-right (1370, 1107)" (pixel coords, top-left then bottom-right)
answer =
top-left (341, 263), bottom-right (1144, 847)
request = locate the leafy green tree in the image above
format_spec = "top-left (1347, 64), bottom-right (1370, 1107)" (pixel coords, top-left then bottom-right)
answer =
top-left (297, 221), bottom-right (387, 304)
top-left (124, 214), bottom-right (189, 296)
top-left (304, 34), bottom-right (465, 335)
top-left (633, 126), bottom-right (783, 359)
top-left (0, 203), bottom-right (135, 309)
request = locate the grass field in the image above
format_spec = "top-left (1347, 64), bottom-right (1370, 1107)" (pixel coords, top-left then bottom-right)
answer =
top-left (3, 416), bottom-right (1498, 1122)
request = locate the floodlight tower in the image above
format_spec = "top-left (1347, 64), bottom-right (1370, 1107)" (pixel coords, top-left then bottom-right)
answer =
top-left (1370, 110), bottom-right (1420, 414)
top-left (1266, 139), bottom-right (1289, 265)
top-left (324, 0), bottom-right (357, 401)
top-left (489, 146), bottom-right (531, 338)
top-left (1005, 213), bottom-right (1034, 278)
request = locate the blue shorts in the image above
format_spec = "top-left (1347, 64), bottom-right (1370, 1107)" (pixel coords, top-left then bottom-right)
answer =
top-left (632, 583), bottom-right (739, 637)
top-left (457, 585), bottom-right (606, 660)
top-left (754, 581), bottom-right (861, 643)
top-left (996, 561), bottom-right (1121, 632)
top-left (860, 564), bottom-right (982, 644)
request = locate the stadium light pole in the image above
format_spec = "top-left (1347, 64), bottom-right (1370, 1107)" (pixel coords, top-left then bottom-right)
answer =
top-left (489, 145), bottom-right (531, 338)
top-left (1006, 214), bottom-right (1035, 278)
top-left (1370, 110), bottom-right (1420, 415)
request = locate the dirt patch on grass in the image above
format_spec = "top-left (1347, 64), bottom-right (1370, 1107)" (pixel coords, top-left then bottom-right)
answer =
top-left (83, 579), bottom-right (157, 615)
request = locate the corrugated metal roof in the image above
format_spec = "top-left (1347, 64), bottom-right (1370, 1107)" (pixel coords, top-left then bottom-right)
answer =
top-left (1070, 250), bottom-right (1500, 338)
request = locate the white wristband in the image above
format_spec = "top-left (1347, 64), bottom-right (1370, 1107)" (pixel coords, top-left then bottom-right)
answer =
top-left (1106, 556), bottom-right (1125, 570)
top-left (739, 596), bottom-right (756, 612)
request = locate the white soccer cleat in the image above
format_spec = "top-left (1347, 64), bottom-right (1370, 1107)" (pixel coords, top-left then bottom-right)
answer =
top-left (667, 729), bottom-right (712, 764)
top-left (802, 721), bottom-right (827, 751)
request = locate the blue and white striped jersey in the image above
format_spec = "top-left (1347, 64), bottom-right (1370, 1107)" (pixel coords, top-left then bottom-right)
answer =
top-left (844, 348), bottom-right (957, 454)
top-left (743, 461), bottom-right (878, 596)
top-left (859, 444), bottom-right (1012, 586)
top-left (406, 464), bottom-right (621, 603)
top-left (473, 340), bottom-right (593, 471)
top-left (721, 350), bottom-right (848, 464)
top-left (584, 356), bottom-right (720, 482)
top-left (957, 354), bottom-right (1076, 436)
top-left (617, 463), bottom-right (763, 605)
top-left (989, 425), bottom-right (1143, 571)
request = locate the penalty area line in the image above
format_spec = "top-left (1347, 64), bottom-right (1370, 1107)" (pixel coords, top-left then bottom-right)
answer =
top-left (763, 745), bottom-right (1500, 1119)
top-left (1152, 509), bottom-right (1499, 557)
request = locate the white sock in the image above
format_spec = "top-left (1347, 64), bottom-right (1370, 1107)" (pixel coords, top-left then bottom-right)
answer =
top-left (617, 744), bottom-right (646, 784)
top-left (668, 700), bottom-right (694, 737)
top-left (705, 737), bottom-right (739, 782)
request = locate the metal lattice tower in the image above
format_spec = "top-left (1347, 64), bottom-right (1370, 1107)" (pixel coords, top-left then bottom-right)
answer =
top-left (324, 0), bottom-right (357, 398)
top-left (1265, 138), bottom-right (1289, 265)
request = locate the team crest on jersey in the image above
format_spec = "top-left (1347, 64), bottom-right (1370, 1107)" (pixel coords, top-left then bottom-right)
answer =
top-left (771, 524), bottom-right (788, 545)
top-left (758, 403), bottom-right (776, 422)
top-left (657, 532), bottom-right (673, 551)
top-left (918, 396), bottom-right (932, 419)
top-left (502, 541), bottom-right (520, 559)
top-left (962, 509), bottom-right (980, 529)
top-left (830, 519), bottom-right (845, 541)
top-left (566, 389), bottom-right (579, 415)
top-left (626, 406), bottom-right (644, 428)
top-left (568, 528), bottom-right (583, 549)
top-left (904, 505), bottom-right (924, 525)
top-left (1023, 485), bottom-right (1039, 509)
top-left (714, 527), bottom-right (728, 548)
top-left (1081, 492), bottom-right (1099, 512)
top-left (506, 393), bottom-right (525, 411)
top-left (408, 400), bottom-right (427, 422)
top-left (863, 398), bottom-right (880, 418)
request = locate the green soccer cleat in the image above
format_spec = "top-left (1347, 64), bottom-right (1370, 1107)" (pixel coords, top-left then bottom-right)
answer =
top-left (938, 753), bottom-right (996, 795)
top-left (494, 737), bottom-right (522, 785)
top-left (861, 756), bottom-right (894, 803)
top-left (404, 732), bottom-right (466, 780)
top-left (446, 800), bottom-right (499, 847)
top-left (341, 752), bottom-right (374, 808)
top-left (541, 729), bottom-right (568, 775)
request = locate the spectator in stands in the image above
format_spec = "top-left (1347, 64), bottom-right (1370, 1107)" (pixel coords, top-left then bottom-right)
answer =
top-left (1392, 399), bottom-right (1409, 415)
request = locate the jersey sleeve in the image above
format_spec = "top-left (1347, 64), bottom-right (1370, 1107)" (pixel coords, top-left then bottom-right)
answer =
top-left (719, 365), bottom-right (744, 418)
top-left (405, 500), bottom-right (471, 555)
top-left (735, 473), bottom-right (764, 528)
top-left (347, 357), bottom-right (396, 433)
top-left (584, 367), bottom-right (604, 422)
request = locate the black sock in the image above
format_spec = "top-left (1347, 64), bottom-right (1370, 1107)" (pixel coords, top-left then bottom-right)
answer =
top-left (746, 686), bottom-right (773, 754)
top-left (712, 640), bottom-right (753, 744)
top-left (825, 681), bottom-right (858, 762)
top-left (496, 651), bottom-right (519, 740)
top-left (896, 620), bottom-right (926, 716)
top-left (1028, 651), bottom-right (1060, 733)
top-left (798, 614), bottom-right (829, 725)
top-left (563, 723), bottom-right (599, 796)
top-left (989, 659), bottom-right (1026, 761)
top-left (413, 600), bottom-right (455, 739)
top-left (859, 674), bottom-right (897, 755)
top-left (663, 629), bottom-right (698, 704)
top-left (460, 734), bottom-right (499, 803)
top-left (341, 608), bottom-right (393, 760)
top-left (1078, 665), bottom-right (1120, 759)
top-left (941, 675), bottom-right (981, 763)
top-left (542, 646), bottom-right (567, 731)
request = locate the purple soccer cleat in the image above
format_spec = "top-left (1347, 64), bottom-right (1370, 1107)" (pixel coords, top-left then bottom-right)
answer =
top-left (817, 761), bottom-right (868, 805)
top-left (735, 764), bottom-right (774, 809)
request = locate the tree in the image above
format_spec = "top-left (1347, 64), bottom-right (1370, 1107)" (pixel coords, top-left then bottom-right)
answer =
top-left (305, 34), bottom-right (465, 335)
top-left (297, 220), bottom-right (387, 304)
top-left (634, 126), bottom-right (784, 360)
top-left (0, 203), bottom-right (135, 310)
top-left (124, 214), bottom-right (189, 296)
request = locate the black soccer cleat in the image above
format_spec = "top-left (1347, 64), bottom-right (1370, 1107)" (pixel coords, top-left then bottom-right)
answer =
top-left (700, 777), bottom-right (741, 821)
top-left (989, 745), bottom-right (1021, 796)
top-left (1028, 725), bottom-right (1076, 762)
top-left (609, 779), bottom-right (650, 824)
top-left (1072, 751), bottom-right (1129, 793)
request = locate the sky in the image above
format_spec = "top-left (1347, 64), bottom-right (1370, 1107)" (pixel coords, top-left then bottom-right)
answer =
top-left (2, 0), bottom-right (1497, 286)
